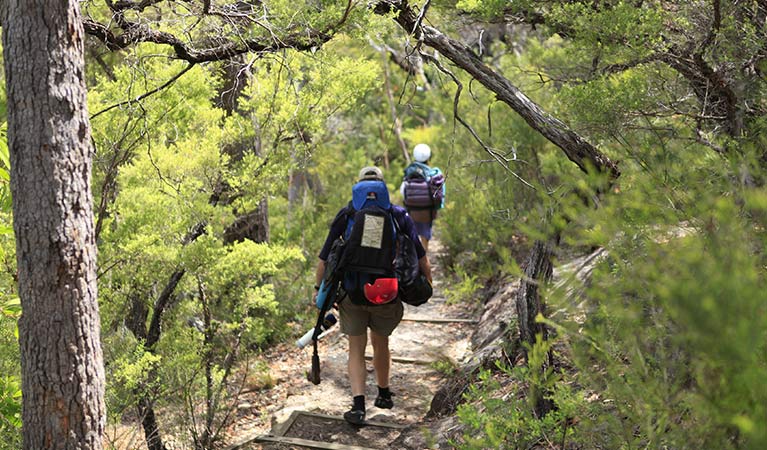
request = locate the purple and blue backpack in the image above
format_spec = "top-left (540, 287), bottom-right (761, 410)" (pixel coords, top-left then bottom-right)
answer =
top-left (403, 162), bottom-right (445, 210)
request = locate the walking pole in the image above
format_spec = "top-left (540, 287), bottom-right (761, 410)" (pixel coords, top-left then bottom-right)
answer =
top-left (308, 277), bottom-right (338, 385)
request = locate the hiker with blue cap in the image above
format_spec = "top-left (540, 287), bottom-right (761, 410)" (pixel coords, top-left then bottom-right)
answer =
top-left (313, 166), bottom-right (432, 425)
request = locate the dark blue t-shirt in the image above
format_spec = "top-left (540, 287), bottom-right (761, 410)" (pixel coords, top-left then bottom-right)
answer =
top-left (318, 204), bottom-right (426, 261)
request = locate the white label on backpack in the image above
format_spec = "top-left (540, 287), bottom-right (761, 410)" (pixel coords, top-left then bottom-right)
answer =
top-left (361, 214), bottom-right (384, 248)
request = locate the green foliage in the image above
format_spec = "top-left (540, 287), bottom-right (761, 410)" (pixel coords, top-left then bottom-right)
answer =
top-left (0, 327), bottom-right (20, 447)
top-left (455, 0), bottom-right (509, 19)
top-left (0, 375), bottom-right (21, 450)
top-left (444, 265), bottom-right (481, 305)
top-left (104, 338), bottom-right (162, 416)
top-left (562, 193), bottom-right (767, 449)
top-left (0, 46), bottom-right (5, 122)
top-left (559, 63), bottom-right (676, 132)
top-left (226, 46), bottom-right (381, 208)
top-left (98, 133), bottom-right (305, 417)
top-left (551, 1), bottom-right (666, 51)
top-left (455, 338), bottom-right (581, 449)
top-left (112, 343), bottom-right (162, 393)
top-left (430, 355), bottom-right (459, 376)
top-left (410, 4), bottom-right (767, 448)
top-left (85, 30), bottom-right (389, 442)
top-left (0, 123), bottom-right (19, 447)
top-left (0, 124), bottom-right (11, 227)
top-left (198, 239), bottom-right (306, 345)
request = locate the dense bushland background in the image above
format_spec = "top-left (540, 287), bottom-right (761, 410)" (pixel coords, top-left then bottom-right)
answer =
top-left (1, 0), bottom-right (766, 448)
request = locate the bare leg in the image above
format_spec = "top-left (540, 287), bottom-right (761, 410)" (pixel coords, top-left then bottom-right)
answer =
top-left (369, 330), bottom-right (391, 388)
top-left (348, 333), bottom-right (368, 396)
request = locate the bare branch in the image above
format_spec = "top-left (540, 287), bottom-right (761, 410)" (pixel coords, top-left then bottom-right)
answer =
top-left (90, 62), bottom-right (196, 119)
top-left (423, 53), bottom-right (536, 190)
top-left (380, 47), bottom-right (410, 164)
top-left (411, 0), bottom-right (431, 36)
top-left (84, 0), bottom-right (356, 62)
top-left (111, 0), bottom-right (166, 13)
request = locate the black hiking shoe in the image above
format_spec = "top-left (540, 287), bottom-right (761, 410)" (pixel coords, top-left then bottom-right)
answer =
top-left (343, 408), bottom-right (366, 425)
top-left (374, 394), bottom-right (394, 409)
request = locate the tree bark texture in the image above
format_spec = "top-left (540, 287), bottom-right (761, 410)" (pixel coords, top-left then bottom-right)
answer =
top-left (2, 0), bottom-right (106, 448)
top-left (375, 0), bottom-right (620, 180)
top-left (514, 239), bottom-right (555, 418)
top-left (223, 199), bottom-right (270, 244)
top-left (515, 240), bottom-right (554, 350)
top-left (137, 396), bottom-right (166, 450)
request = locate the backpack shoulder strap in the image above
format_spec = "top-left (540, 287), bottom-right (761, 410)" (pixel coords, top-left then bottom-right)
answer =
top-left (390, 206), bottom-right (400, 230)
top-left (344, 201), bottom-right (355, 217)
top-left (330, 202), bottom-right (354, 227)
top-left (392, 207), bottom-right (411, 235)
top-left (341, 202), bottom-right (356, 239)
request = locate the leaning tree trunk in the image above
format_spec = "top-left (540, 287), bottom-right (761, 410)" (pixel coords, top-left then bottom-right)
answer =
top-left (124, 271), bottom-right (183, 450)
top-left (125, 293), bottom-right (167, 450)
top-left (2, 0), bottom-right (106, 448)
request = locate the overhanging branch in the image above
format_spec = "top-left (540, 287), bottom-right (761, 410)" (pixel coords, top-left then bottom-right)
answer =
top-left (84, 0), bottom-right (354, 62)
top-left (91, 62), bottom-right (196, 119)
top-left (424, 53), bottom-right (536, 190)
top-left (84, 17), bottom-right (334, 62)
top-left (374, 0), bottom-right (620, 180)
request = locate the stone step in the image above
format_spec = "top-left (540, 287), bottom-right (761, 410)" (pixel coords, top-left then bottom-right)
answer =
top-left (400, 317), bottom-right (477, 324)
top-left (239, 434), bottom-right (377, 450)
top-left (364, 355), bottom-right (434, 365)
top-left (228, 411), bottom-right (409, 450)
top-left (277, 411), bottom-right (408, 434)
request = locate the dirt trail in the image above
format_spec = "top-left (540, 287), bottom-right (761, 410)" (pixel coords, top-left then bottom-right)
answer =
top-left (227, 239), bottom-right (476, 449)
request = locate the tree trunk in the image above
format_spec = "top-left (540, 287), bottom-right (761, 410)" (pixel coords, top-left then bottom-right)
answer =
top-left (124, 269), bottom-right (187, 450)
top-left (124, 292), bottom-right (168, 450)
top-left (216, 59), bottom-right (271, 244)
top-left (216, 57), bottom-right (249, 116)
top-left (515, 240), bottom-right (554, 349)
top-left (200, 281), bottom-right (215, 450)
top-left (137, 396), bottom-right (166, 450)
top-left (514, 239), bottom-right (555, 418)
top-left (2, 0), bottom-right (106, 448)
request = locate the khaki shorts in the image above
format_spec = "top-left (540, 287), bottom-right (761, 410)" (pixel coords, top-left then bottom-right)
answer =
top-left (338, 297), bottom-right (404, 337)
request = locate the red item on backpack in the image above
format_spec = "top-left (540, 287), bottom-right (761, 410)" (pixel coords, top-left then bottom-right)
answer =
top-left (363, 278), bottom-right (399, 304)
